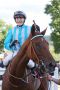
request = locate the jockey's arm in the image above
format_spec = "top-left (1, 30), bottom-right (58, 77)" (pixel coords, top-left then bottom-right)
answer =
top-left (4, 29), bottom-right (13, 51)
top-left (47, 74), bottom-right (60, 85)
top-left (52, 78), bottom-right (60, 85)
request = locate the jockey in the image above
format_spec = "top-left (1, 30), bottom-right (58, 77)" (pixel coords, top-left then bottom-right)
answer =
top-left (4, 11), bottom-right (31, 51)
top-left (0, 11), bottom-right (40, 69)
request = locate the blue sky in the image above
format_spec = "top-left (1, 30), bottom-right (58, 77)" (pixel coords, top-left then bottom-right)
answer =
top-left (0, 0), bottom-right (51, 35)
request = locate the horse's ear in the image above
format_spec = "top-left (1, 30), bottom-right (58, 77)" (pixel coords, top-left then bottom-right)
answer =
top-left (40, 27), bottom-right (47, 35)
top-left (31, 24), bottom-right (40, 35)
top-left (31, 24), bottom-right (35, 36)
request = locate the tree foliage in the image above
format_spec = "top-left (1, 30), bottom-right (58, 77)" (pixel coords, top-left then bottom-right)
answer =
top-left (45, 0), bottom-right (60, 53)
top-left (0, 19), bottom-right (13, 52)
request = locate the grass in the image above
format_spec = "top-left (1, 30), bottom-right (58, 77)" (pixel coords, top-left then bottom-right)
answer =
top-left (49, 45), bottom-right (60, 62)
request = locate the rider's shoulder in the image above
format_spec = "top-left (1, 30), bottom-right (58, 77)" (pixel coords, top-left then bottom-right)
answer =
top-left (7, 28), bottom-right (12, 33)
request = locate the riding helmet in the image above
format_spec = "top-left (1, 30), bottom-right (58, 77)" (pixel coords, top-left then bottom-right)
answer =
top-left (14, 11), bottom-right (26, 19)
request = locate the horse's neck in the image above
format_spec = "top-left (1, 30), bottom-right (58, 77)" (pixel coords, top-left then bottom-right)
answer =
top-left (16, 54), bottom-right (29, 77)
top-left (9, 41), bottom-right (30, 77)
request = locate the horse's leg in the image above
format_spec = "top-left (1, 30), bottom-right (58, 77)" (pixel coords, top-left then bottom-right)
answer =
top-left (38, 78), bottom-right (48, 90)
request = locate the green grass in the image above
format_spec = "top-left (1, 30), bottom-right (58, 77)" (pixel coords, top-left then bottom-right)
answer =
top-left (49, 45), bottom-right (60, 62)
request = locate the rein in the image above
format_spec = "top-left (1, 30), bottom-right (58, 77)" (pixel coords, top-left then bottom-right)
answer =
top-left (8, 63), bottom-right (35, 83)
top-left (8, 63), bottom-right (40, 87)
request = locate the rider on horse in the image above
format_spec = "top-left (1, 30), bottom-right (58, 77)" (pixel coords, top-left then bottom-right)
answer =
top-left (0, 11), bottom-right (40, 69)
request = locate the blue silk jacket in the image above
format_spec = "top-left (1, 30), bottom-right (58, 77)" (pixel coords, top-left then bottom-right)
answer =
top-left (4, 25), bottom-right (31, 51)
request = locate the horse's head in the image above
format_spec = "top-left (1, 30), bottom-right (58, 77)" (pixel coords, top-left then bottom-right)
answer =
top-left (27, 24), bottom-right (56, 75)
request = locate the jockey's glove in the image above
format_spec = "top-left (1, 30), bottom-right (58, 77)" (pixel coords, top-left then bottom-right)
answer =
top-left (10, 40), bottom-right (19, 48)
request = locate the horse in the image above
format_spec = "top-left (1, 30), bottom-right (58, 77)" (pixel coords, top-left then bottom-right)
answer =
top-left (2, 24), bottom-right (56, 90)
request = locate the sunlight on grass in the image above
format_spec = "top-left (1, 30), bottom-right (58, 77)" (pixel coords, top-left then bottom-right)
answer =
top-left (58, 85), bottom-right (60, 90)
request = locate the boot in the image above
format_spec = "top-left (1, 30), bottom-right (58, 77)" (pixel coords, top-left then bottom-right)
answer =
top-left (0, 61), bottom-right (4, 68)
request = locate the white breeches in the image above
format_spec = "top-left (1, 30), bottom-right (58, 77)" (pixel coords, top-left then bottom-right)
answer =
top-left (3, 52), bottom-right (35, 68)
top-left (3, 51), bottom-right (18, 66)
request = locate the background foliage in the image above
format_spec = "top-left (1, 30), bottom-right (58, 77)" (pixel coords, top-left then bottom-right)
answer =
top-left (45, 0), bottom-right (60, 53)
top-left (0, 19), bottom-right (13, 52)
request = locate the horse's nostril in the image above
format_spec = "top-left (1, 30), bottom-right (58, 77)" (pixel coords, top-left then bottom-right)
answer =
top-left (49, 63), bottom-right (53, 67)
top-left (50, 72), bottom-right (54, 76)
top-left (48, 63), bottom-right (56, 76)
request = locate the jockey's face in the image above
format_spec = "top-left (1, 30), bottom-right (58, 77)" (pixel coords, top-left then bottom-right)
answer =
top-left (15, 16), bottom-right (25, 26)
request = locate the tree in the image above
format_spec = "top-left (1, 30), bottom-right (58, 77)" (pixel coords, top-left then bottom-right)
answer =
top-left (0, 19), bottom-right (13, 52)
top-left (45, 0), bottom-right (60, 53)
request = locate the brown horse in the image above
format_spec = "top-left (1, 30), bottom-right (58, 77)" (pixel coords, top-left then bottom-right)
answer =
top-left (2, 25), bottom-right (56, 90)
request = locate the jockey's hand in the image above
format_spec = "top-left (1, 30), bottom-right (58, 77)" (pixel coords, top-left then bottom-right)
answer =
top-left (56, 63), bottom-right (60, 68)
top-left (10, 40), bottom-right (19, 48)
top-left (47, 74), bottom-right (53, 81)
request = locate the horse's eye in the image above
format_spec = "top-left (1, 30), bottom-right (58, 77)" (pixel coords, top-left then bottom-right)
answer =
top-left (35, 43), bottom-right (42, 51)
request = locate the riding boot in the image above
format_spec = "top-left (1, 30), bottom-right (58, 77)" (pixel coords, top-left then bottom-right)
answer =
top-left (0, 61), bottom-right (4, 68)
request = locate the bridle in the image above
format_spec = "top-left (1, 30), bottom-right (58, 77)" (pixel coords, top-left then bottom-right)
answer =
top-left (31, 34), bottom-right (43, 40)
top-left (8, 64), bottom-right (32, 88)
top-left (8, 63), bottom-right (43, 87)
top-left (31, 35), bottom-right (55, 90)
top-left (30, 34), bottom-right (44, 64)
top-left (31, 35), bottom-right (49, 90)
